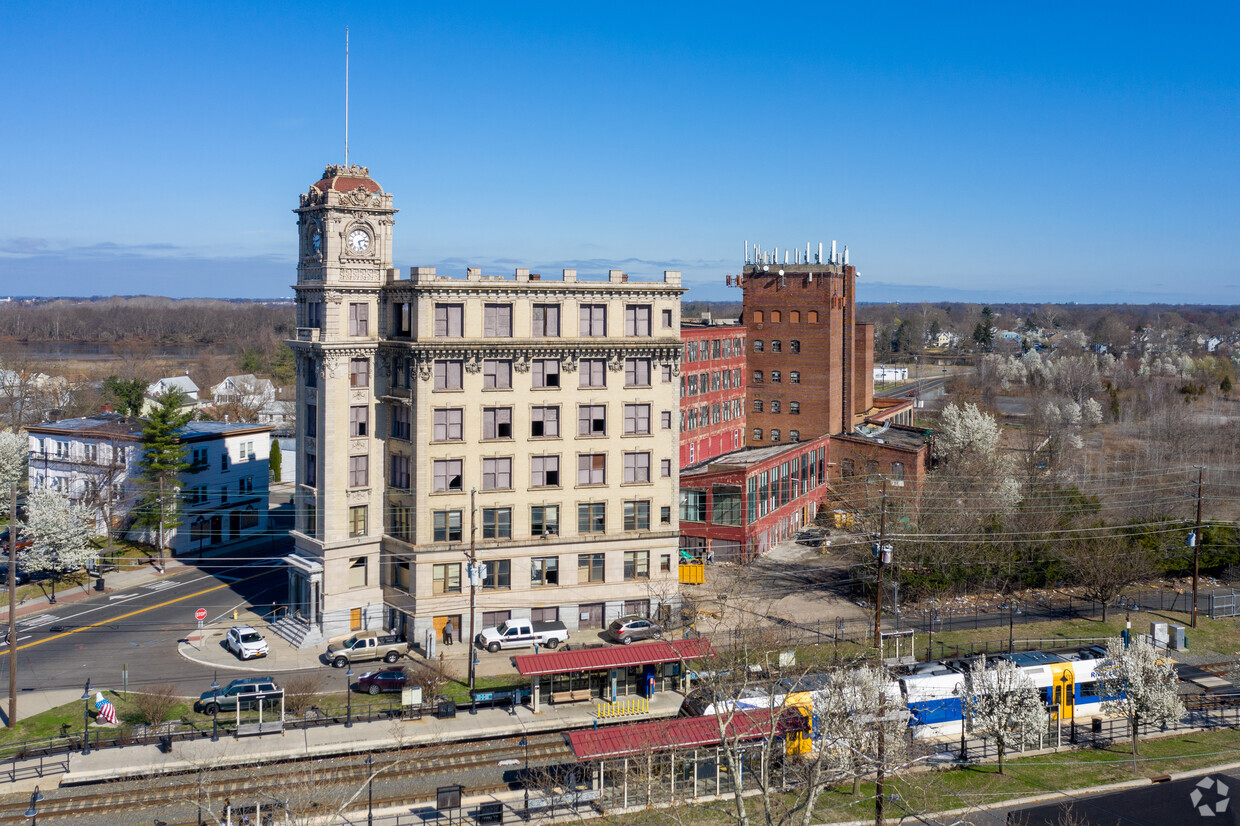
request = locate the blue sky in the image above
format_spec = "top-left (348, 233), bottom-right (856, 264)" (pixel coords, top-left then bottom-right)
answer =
top-left (1, 2), bottom-right (1237, 304)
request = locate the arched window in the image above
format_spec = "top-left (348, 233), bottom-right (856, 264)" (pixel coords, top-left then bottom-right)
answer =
top-left (771, 400), bottom-right (781, 413)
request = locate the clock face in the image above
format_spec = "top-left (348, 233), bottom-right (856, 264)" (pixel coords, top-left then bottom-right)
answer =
top-left (347, 228), bottom-right (371, 254)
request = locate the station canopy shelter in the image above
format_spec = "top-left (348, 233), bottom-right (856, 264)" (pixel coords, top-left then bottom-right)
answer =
top-left (513, 638), bottom-right (714, 712)
top-left (566, 708), bottom-right (807, 811)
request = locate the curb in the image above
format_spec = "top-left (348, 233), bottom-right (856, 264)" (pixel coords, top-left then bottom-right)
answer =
top-left (176, 636), bottom-right (328, 674)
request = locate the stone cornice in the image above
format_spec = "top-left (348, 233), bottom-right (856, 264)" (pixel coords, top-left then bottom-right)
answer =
top-left (380, 283), bottom-right (683, 300)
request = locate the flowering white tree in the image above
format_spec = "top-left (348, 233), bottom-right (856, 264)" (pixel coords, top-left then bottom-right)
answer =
top-left (813, 665), bottom-right (908, 796)
top-left (23, 488), bottom-right (96, 603)
top-left (961, 658), bottom-right (1046, 774)
top-left (1098, 636), bottom-right (1184, 760)
top-left (0, 430), bottom-right (25, 504)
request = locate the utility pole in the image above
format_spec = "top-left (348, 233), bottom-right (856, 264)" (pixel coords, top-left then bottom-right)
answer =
top-left (8, 483), bottom-right (17, 726)
top-left (467, 488), bottom-right (478, 696)
top-left (875, 687), bottom-right (886, 826)
top-left (1192, 466), bottom-right (1205, 629)
top-left (873, 479), bottom-right (889, 650)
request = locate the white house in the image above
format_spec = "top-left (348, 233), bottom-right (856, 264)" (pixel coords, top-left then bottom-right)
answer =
top-left (26, 413), bottom-right (274, 554)
top-left (208, 374), bottom-right (276, 408)
top-left (143, 373), bottom-right (200, 416)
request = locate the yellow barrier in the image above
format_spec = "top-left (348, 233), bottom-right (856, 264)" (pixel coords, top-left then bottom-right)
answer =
top-left (594, 698), bottom-right (650, 719)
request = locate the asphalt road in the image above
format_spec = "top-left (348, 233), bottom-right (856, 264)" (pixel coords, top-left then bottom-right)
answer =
top-left (0, 540), bottom-right (321, 699)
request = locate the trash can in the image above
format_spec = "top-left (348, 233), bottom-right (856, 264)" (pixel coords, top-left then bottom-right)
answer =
top-left (437, 700), bottom-right (457, 719)
top-left (95, 576), bottom-right (106, 592)
top-left (1091, 717), bottom-right (1102, 733)
top-left (159, 734), bottom-right (173, 753)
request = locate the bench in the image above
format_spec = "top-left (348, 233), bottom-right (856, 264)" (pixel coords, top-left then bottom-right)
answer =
top-left (551, 689), bottom-right (592, 704)
top-left (235, 721), bottom-right (284, 737)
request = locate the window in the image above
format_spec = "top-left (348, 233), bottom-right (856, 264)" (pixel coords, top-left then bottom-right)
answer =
top-left (623, 550), bottom-right (649, 580)
top-left (771, 400), bottom-right (781, 414)
top-left (434, 360), bottom-right (463, 390)
top-left (791, 340), bottom-right (801, 353)
top-left (713, 485), bottom-right (742, 525)
top-left (348, 455), bottom-right (368, 487)
top-left (304, 501), bottom-right (317, 538)
top-left (533, 359), bottom-right (560, 388)
top-left (530, 406), bottom-right (560, 437)
top-left (391, 558), bottom-right (411, 590)
top-left (808, 310), bottom-right (819, 323)
top-left (305, 453), bottom-right (317, 486)
top-left (660, 505), bottom-right (671, 524)
top-left (349, 505), bottom-right (367, 537)
top-left (623, 452), bottom-right (651, 483)
top-left (192, 447), bottom-right (208, 468)
top-left (482, 559), bottom-right (511, 589)
top-left (579, 304), bottom-right (606, 336)
top-left (578, 502), bottom-right (606, 533)
top-left (753, 428), bottom-right (763, 441)
top-left (790, 401), bottom-right (800, 414)
top-left (305, 359), bottom-right (318, 388)
top-left (531, 505), bottom-right (559, 536)
top-left (434, 408), bottom-right (463, 441)
top-left (771, 311), bottom-right (781, 322)
top-left (390, 454), bottom-right (410, 489)
top-left (433, 510), bottom-right (463, 541)
top-left (432, 459), bottom-right (463, 492)
top-left (662, 308), bottom-right (673, 328)
top-left (623, 500), bottom-right (650, 531)
top-left (391, 405), bottom-right (410, 439)
top-left (891, 462), bottom-right (906, 481)
top-left (578, 553), bottom-right (606, 583)
top-left (771, 340), bottom-right (782, 353)
top-left (393, 302), bottom-right (411, 336)
top-left (579, 358), bottom-right (606, 387)
top-left (531, 606), bottom-right (559, 623)
top-left (532, 304), bottom-right (561, 337)
top-left (661, 364), bottom-right (673, 382)
top-left (625, 305), bottom-right (651, 336)
top-left (482, 457), bottom-right (512, 490)
top-left (578, 453), bottom-right (606, 485)
top-left (624, 403), bottom-right (651, 435)
top-left (531, 557), bottom-right (559, 586)
top-left (349, 406), bottom-right (369, 437)
top-left (753, 370), bottom-right (763, 384)
top-left (841, 459), bottom-right (855, 477)
top-left (771, 429), bottom-right (781, 442)
top-left (625, 358), bottom-right (651, 386)
top-left (434, 303), bottom-right (463, 337)
top-left (753, 399), bottom-right (763, 413)
top-left (349, 358), bottom-right (369, 387)
top-left (481, 407), bottom-right (512, 440)
top-left (866, 460), bottom-right (879, 480)
top-left (753, 340), bottom-right (764, 353)
top-left (530, 455), bottom-right (560, 487)
top-left (482, 507), bottom-right (511, 539)
top-left (307, 301), bottom-right (323, 329)
top-left (660, 458), bottom-right (672, 477)
top-left (790, 430), bottom-right (800, 442)
top-left (348, 302), bottom-right (369, 336)
top-left (433, 563), bottom-right (462, 594)
top-left (661, 411), bottom-right (672, 430)
top-left (680, 489), bottom-right (707, 522)
top-left (483, 360), bottom-right (512, 389)
top-left (483, 304), bottom-right (513, 337)
top-left (791, 371), bottom-right (800, 384)
top-left (306, 403), bottom-right (317, 437)
top-left (349, 557), bottom-right (367, 589)
top-left (578, 405), bottom-right (607, 436)
top-left (661, 554), bottom-right (672, 573)
top-left (771, 370), bottom-right (781, 383)
top-left (790, 311), bottom-right (800, 323)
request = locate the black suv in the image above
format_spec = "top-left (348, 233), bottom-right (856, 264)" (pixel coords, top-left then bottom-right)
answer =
top-left (194, 677), bottom-right (282, 715)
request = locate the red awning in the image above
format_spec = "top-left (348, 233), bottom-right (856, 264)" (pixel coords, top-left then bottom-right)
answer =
top-left (513, 637), bottom-right (714, 676)
top-left (567, 709), bottom-right (805, 760)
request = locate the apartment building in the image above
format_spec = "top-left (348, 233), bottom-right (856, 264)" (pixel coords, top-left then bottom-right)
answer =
top-left (678, 321), bottom-right (746, 467)
top-left (286, 164), bottom-right (684, 644)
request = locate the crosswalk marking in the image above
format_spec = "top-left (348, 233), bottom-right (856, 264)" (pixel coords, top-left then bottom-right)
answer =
top-left (18, 615), bottom-right (56, 630)
top-left (142, 581), bottom-right (178, 593)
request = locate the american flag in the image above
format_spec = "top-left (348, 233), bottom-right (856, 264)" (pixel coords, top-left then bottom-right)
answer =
top-left (95, 692), bottom-right (117, 724)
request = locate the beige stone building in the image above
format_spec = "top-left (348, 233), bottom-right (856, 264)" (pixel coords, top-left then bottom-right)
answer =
top-left (285, 165), bottom-right (683, 646)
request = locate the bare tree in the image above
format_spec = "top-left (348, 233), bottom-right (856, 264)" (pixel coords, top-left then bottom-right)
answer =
top-left (1064, 534), bottom-right (1156, 622)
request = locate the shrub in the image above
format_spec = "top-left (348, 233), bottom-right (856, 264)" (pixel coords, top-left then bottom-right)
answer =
top-left (131, 683), bottom-right (180, 726)
top-left (282, 673), bottom-right (327, 714)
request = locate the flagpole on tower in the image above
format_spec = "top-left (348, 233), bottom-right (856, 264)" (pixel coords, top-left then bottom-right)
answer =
top-left (345, 26), bottom-right (350, 167)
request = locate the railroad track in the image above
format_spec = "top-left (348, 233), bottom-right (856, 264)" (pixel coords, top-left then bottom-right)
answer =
top-left (0, 732), bottom-right (576, 825)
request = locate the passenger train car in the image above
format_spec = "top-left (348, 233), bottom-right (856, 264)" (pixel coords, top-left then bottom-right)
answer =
top-left (681, 646), bottom-right (1111, 748)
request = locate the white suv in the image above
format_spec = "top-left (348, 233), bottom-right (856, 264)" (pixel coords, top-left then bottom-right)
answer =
top-left (226, 625), bottom-right (269, 660)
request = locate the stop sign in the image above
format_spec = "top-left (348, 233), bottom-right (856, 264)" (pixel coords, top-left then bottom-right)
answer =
top-left (195, 608), bottom-right (207, 621)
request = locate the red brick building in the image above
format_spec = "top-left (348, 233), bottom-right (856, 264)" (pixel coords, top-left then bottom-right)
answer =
top-left (678, 437), bottom-right (831, 562)
top-left (829, 422), bottom-right (932, 513)
top-left (679, 321), bottom-right (746, 467)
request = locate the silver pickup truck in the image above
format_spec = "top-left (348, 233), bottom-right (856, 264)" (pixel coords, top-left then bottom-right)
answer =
top-left (325, 631), bottom-right (410, 668)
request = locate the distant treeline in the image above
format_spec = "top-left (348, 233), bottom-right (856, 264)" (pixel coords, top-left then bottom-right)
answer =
top-left (0, 297), bottom-right (295, 344)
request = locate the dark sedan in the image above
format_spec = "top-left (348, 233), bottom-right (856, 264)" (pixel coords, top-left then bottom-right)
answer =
top-left (356, 669), bottom-right (408, 695)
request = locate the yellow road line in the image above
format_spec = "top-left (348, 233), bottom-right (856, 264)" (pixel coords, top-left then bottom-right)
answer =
top-left (0, 573), bottom-right (265, 657)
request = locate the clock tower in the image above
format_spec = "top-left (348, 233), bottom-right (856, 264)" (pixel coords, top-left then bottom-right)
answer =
top-left (286, 164), bottom-right (397, 642)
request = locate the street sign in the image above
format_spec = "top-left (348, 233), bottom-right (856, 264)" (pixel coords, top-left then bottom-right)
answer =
top-left (195, 608), bottom-right (207, 621)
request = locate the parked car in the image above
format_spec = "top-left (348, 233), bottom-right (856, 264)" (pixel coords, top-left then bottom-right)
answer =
top-left (194, 677), bottom-right (281, 715)
top-left (605, 616), bottom-right (661, 645)
top-left (0, 565), bottom-right (28, 586)
top-left (325, 630), bottom-right (410, 668)
top-left (475, 619), bottom-right (569, 653)
top-left (795, 529), bottom-right (827, 548)
top-left (0, 529), bottom-right (32, 552)
top-left (357, 669), bottom-right (408, 695)
top-left (225, 625), bottom-right (269, 660)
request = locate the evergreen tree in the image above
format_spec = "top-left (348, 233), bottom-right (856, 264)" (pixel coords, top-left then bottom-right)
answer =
top-left (102, 376), bottom-right (146, 416)
top-left (269, 438), bottom-right (282, 482)
top-left (134, 390), bottom-right (192, 570)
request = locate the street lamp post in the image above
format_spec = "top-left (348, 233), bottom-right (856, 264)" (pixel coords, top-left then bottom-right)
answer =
top-left (210, 672), bottom-right (220, 742)
top-left (345, 666), bottom-right (355, 728)
top-left (80, 680), bottom-right (92, 756)
top-left (364, 754), bottom-right (375, 826)
top-left (25, 786), bottom-right (43, 824)
top-left (1008, 602), bottom-right (1022, 653)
